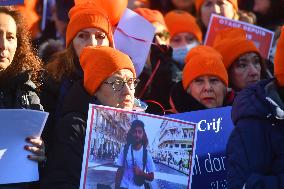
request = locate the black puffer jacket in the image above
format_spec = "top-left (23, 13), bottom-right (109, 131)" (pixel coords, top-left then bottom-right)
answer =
top-left (0, 72), bottom-right (42, 110)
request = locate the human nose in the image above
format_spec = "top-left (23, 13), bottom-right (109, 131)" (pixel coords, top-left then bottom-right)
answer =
top-left (203, 80), bottom-right (213, 91)
top-left (88, 34), bottom-right (98, 46)
top-left (248, 63), bottom-right (260, 76)
top-left (0, 36), bottom-right (7, 50)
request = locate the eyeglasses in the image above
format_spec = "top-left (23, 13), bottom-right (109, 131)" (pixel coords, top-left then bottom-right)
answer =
top-left (104, 78), bottom-right (140, 91)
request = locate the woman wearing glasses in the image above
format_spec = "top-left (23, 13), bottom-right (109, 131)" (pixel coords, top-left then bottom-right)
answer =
top-left (40, 2), bottom-right (113, 158)
top-left (41, 46), bottom-right (139, 188)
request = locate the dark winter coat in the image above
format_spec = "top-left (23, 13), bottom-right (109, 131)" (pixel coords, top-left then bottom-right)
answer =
top-left (41, 80), bottom-right (94, 189)
top-left (0, 73), bottom-right (42, 110)
top-left (136, 44), bottom-right (181, 114)
top-left (169, 81), bottom-right (234, 113)
top-left (0, 72), bottom-right (43, 189)
top-left (226, 79), bottom-right (284, 189)
top-left (40, 59), bottom-right (83, 158)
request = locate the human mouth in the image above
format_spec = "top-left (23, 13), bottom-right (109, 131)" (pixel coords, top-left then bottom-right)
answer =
top-left (0, 54), bottom-right (7, 62)
top-left (201, 97), bottom-right (215, 104)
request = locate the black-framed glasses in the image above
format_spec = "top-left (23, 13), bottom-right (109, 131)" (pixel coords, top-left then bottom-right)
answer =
top-left (104, 78), bottom-right (140, 91)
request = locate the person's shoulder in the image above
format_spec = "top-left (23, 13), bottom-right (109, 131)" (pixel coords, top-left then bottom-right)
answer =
top-left (232, 79), bottom-right (274, 124)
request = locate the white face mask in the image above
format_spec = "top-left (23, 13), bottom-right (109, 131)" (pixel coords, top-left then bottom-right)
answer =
top-left (172, 42), bottom-right (199, 65)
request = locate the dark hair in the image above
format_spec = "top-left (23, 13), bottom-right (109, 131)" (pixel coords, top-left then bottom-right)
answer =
top-left (0, 6), bottom-right (43, 87)
top-left (46, 42), bottom-right (77, 82)
top-left (126, 120), bottom-right (148, 147)
top-left (228, 52), bottom-right (271, 90)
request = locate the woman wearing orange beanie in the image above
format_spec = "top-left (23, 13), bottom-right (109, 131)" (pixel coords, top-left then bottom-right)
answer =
top-left (195, 0), bottom-right (239, 35)
top-left (40, 2), bottom-right (114, 148)
top-left (169, 45), bottom-right (233, 113)
top-left (213, 28), bottom-right (270, 92)
top-left (227, 26), bottom-right (284, 189)
top-left (41, 46), bottom-right (141, 188)
top-left (165, 10), bottom-right (202, 65)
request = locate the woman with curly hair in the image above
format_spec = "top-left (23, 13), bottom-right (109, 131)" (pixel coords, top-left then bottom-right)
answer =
top-left (0, 6), bottom-right (45, 189)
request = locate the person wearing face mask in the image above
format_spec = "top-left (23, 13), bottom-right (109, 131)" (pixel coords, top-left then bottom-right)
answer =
top-left (169, 45), bottom-right (233, 113)
top-left (134, 9), bottom-right (203, 114)
top-left (41, 46), bottom-right (141, 188)
top-left (164, 10), bottom-right (202, 68)
top-left (213, 28), bottom-right (271, 93)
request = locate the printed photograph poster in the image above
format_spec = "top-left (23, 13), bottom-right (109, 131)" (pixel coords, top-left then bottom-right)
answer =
top-left (0, 109), bottom-right (48, 184)
top-left (168, 106), bottom-right (234, 189)
top-left (80, 104), bottom-right (198, 189)
top-left (204, 14), bottom-right (274, 58)
top-left (0, 0), bottom-right (24, 6)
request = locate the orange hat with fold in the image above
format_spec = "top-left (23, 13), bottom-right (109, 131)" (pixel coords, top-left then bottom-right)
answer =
top-left (274, 26), bottom-right (284, 87)
top-left (164, 10), bottom-right (202, 42)
top-left (75, 0), bottom-right (128, 26)
top-left (182, 45), bottom-right (228, 90)
top-left (135, 8), bottom-right (166, 26)
top-left (213, 28), bottom-right (260, 69)
top-left (65, 2), bottom-right (113, 47)
top-left (195, 0), bottom-right (238, 13)
top-left (80, 46), bottom-right (136, 95)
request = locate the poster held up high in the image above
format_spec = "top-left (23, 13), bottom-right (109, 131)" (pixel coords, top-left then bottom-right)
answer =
top-left (80, 104), bottom-right (198, 189)
top-left (204, 14), bottom-right (274, 58)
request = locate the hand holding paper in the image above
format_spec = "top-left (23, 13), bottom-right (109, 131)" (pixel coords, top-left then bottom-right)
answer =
top-left (25, 137), bottom-right (46, 163)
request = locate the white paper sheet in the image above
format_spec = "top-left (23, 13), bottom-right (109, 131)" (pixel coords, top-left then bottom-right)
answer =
top-left (114, 8), bottom-right (155, 76)
top-left (0, 109), bottom-right (48, 184)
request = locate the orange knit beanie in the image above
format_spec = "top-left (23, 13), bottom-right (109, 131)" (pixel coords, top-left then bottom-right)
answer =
top-left (74, 0), bottom-right (128, 26)
top-left (164, 10), bottom-right (202, 42)
top-left (135, 8), bottom-right (166, 26)
top-left (65, 2), bottom-right (113, 47)
top-left (195, 0), bottom-right (238, 13)
top-left (213, 28), bottom-right (260, 69)
top-left (80, 46), bottom-right (136, 96)
top-left (182, 45), bottom-right (228, 90)
top-left (274, 26), bottom-right (284, 87)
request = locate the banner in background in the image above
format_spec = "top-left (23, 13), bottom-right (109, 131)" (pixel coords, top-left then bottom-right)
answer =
top-left (168, 106), bottom-right (234, 189)
top-left (204, 14), bottom-right (274, 58)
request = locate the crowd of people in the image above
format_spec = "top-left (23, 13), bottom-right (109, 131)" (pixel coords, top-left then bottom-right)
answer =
top-left (0, 0), bottom-right (284, 189)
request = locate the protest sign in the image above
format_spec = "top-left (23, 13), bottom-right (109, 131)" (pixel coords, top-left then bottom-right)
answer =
top-left (0, 109), bottom-right (48, 184)
top-left (114, 8), bottom-right (155, 77)
top-left (204, 14), bottom-right (274, 58)
top-left (0, 0), bottom-right (24, 6)
top-left (80, 104), bottom-right (198, 189)
top-left (168, 106), bottom-right (234, 189)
